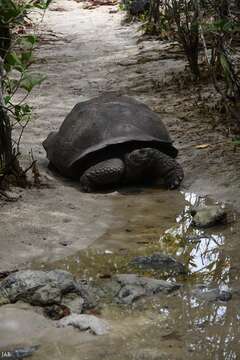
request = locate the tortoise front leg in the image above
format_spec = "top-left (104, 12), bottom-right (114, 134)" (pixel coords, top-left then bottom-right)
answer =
top-left (125, 148), bottom-right (184, 189)
top-left (153, 151), bottom-right (184, 189)
top-left (79, 158), bottom-right (125, 192)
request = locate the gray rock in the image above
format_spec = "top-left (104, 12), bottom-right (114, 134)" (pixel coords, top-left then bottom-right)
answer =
top-left (0, 270), bottom-right (73, 305)
top-left (110, 274), bottom-right (180, 304)
top-left (57, 314), bottom-right (110, 335)
top-left (192, 285), bottom-right (232, 302)
top-left (130, 253), bottom-right (186, 274)
top-left (0, 270), bottom-right (94, 309)
top-left (191, 205), bottom-right (227, 228)
top-left (117, 285), bottom-right (145, 305)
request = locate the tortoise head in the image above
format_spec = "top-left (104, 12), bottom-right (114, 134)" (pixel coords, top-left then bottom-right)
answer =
top-left (125, 147), bottom-right (159, 170)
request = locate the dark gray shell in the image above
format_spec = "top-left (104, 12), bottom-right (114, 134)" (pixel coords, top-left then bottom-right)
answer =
top-left (43, 94), bottom-right (178, 178)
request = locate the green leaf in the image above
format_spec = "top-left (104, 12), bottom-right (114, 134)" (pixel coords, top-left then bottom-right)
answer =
top-left (21, 51), bottom-right (33, 65)
top-left (4, 95), bottom-right (11, 104)
top-left (14, 103), bottom-right (32, 122)
top-left (18, 34), bottom-right (38, 48)
top-left (20, 73), bottom-right (47, 92)
top-left (5, 52), bottom-right (22, 67)
top-left (5, 78), bottom-right (19, 93)
top-left (232, 139), bottom-right (240, 146)
top-left (33, 0), bottom-right (53, 10)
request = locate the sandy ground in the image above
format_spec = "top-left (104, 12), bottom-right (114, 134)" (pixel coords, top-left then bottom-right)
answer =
top-left (0, 0), bottom-right (239, 271)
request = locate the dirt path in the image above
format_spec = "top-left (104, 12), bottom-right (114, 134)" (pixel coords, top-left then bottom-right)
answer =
top-left (1, 0), bottom-right (240, 270)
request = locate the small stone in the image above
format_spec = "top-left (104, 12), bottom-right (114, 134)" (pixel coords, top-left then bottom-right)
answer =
top-left (111, 274), bottom-right (180, 304)
top-left (218, 290), bottom-right (232, 302)
top-left (104, 250), bottom-right (113, 254)
top-left (191, 205), bottom-right (228, 228)
top-left (57, 314), bottom-right (110, 335)
top-left (59, 241), bottom-right (69, 247)
top-left (192, 285), bottom-right (232, 302)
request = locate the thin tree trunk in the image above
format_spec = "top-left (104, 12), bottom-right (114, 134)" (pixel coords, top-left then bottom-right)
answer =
top-left (0, 24), bottom-right (11, 60)
top-left (149, 0), bottom-right (160, 25)
top-left (0, 56), bottom-right (13, 181)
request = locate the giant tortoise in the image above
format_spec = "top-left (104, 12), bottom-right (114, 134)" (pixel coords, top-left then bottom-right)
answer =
top-left (43, 94), bottom-right (184, 192)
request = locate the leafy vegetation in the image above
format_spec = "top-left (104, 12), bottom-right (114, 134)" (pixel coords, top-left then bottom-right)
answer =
top-left (122, 0), bottom-right (240, 125)
top-left (0, 0), bottom-right (52, 188)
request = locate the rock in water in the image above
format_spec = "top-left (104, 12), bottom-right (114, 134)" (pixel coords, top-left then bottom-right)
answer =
top-left (57, 314), bottom-right (110, 335)
top-left (191, 205), bottom-right (227, 228)
top-left (108, 274), bottom-right (180, 305)
top-left (192, 285), bottom-right (232, 302)
top-left (130, 253), bottom-right (186, 274)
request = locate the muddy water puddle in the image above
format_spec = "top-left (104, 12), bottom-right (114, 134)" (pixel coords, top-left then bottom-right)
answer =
top-left (23, 190), bottom-right (240, 359)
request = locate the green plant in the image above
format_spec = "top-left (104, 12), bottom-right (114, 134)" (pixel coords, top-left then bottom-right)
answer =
top-left (200, 1), bottom-right (240, 124)
top-left (0, 0), bottom-right (52, 187)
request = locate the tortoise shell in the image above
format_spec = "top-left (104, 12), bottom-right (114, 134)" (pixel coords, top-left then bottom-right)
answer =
top-left (43, 94), bottom-right (178, 178)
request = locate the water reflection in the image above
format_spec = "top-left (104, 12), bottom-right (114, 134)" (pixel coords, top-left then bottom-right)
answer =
top-left (158, 192), bottom-right (239, 287)
top-left (157, 192), bottom-right (240, 360)
top-left (174, 290), bottom-right (240, 360)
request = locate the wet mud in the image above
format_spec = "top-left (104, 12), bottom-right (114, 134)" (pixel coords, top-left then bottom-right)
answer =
top-left (2, 190), bottom-right (240, 359)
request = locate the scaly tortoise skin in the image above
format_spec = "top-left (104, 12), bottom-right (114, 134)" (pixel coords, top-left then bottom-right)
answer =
top-left (43, 94), bottom-right (184, 192)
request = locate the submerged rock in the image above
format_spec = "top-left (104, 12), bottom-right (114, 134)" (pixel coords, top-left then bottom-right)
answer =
top-left (192, 285), bottom-right (232, 302)
top-left (106, 274), bottom-right (180, 305)
top-left (0, 270), bottom-right (94, 310)
top-left (191, 205), bottom-right (227, 228)
top-left (130, 253), bottom-right (186, 274)
top-left (57, 314), bottom-right (110, 335)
